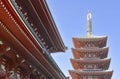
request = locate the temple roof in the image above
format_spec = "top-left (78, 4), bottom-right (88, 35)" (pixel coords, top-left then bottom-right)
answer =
top-left (0, 0), bottom-right (66, 78)
top-left (70, 58), bottom-right (111, 70)
top-left (71, 58), bottom-right (111, 62)
top-left (69, 70), bottom-right (113, 79)
top-left (3, 0), bottom-right (66, 53)
top-left (69, 69), bottom-right (113, 74)
top-left (72, 36), bottom-right (107, 48)
top-left (72, 47), bottom-right (108, 59)
top-left (72, 47), bottom-right (108, 52)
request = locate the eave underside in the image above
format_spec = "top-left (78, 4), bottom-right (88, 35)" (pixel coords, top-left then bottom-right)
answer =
top-left (72, 47), bottom-right (108, 59)
top-left (0, 0), bottom-right (66, 78)
top-left (69, 70), bottom-right (113, 79)
top-left (13, 0), bottom-right (66, 53)
top-left (70, 58), bottom-right (110, 70)
top-left (72, 36), bottom-right (107, 48)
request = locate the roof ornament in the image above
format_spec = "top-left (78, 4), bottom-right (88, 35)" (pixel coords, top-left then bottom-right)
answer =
top-left (87, 11), bottom-right (92, 37)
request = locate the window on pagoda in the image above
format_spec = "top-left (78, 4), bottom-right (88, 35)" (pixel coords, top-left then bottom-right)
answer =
top-left (84, 53), bottom-right (97, 58)
top-left (94, 64), bottom-right (97, 69)
top-left (93, 54), bottom-right (96, 58)
top-left (88, 76), bottom-right (93, 79)
top-left (83, 76), bottom-right (99, 79)
top-left (94, 78), bottom-right (98, 79)
top-left (83, 76), bottom-right (87, 79)
top-left (88, 54), bottom-right (91, 57)
top-left (88, 64), bottom-right (92, 69)
top-left (84, 65), bottom-right (87, 69)
top-left (94, 76), bottom-right (99, 79)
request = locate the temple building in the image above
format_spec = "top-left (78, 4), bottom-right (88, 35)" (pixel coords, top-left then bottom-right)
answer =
top-left (0, 0), bottom-right (67, 79)
top-left (69, 12), bottom-right (113, 79)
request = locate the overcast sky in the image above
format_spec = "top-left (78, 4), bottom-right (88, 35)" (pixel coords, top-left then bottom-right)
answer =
top-left (46, 0), bottom-right (120, 79)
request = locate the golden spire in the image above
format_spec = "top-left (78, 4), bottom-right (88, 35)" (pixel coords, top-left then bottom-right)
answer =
top-left (87, 11), bottom-right (92, 37)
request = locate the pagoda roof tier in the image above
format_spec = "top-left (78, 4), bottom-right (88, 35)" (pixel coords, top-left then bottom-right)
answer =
top-left (70, 58), bottom-right (111, 70)
top-left (69, 70), bottom-right (113, 79)
top-left (1, 0), bottom-right (66, 53)
top-left (72, 36), bottom-right (107, 48)
top-left (0, 0), bottom-right (66, 78)
top-left (72, 47), bottom-right (108, 59)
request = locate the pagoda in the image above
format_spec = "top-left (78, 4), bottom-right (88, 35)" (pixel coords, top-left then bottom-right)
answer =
top-left (69, 11), bottom-right (113, 79)
top-left (0, 0), bottom-right (67, 79)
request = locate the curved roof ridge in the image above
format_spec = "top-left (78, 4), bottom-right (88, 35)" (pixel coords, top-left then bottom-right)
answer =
top-left (72, 47), bottom-right (108, 50)
top-left (70, 58), bottom-right (111, 62)
top-left (73, 35), bottom-right (107, 39)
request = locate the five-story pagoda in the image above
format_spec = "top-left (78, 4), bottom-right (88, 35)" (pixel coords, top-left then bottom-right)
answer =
top-left (69, 11), bottom-right (113, 79)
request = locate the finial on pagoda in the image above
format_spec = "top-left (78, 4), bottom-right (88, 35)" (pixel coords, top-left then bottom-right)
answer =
top-left (87, 10), bottom-right (92, 37)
